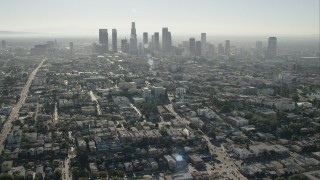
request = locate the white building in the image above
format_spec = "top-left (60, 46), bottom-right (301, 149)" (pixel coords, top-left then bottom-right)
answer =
top-left (164, 155), bottom-right (176, 170)
top-left (233, 148), bottom-right (254, 159)
top-left (176, 87), bottom-right (186, 96)
top-left (142, 87), bottom-right (152, 102)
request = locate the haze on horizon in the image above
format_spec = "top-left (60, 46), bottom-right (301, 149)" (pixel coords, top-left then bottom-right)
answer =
top-left (0, 0), bottom-right (319, 37)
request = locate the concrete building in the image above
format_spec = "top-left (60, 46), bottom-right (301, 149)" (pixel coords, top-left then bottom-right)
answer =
top-left (99, 29), bottom-right (108, 53)
top-left (218, 43), bottom-right (224, 55)
top-left (267, 37), bottom-right (277, 58)
top-left (143, 32), bottom-right (148, 45)
top-left (121, 39), bottom-right (129, 53)
top-left (164, 155), bottom-right (176, 170)
top-left (207, 43), bottom-right (215, 57)
top-left (201, 33), bottom-right (206, 56)
top-left (189, 38), bottom-right (196, 56)
top-left (195, 41), bottom-right (201, 56)
top-left (130, 22), bottom-right (138, 54)
top-left (154, 32), bottom-right (160, 51)
top-left (112, 29), bottom-right (117, 53)
top-left (225, 40), bottom-right (230, 56)
top-left (162, 27), bottom-right (172, 53)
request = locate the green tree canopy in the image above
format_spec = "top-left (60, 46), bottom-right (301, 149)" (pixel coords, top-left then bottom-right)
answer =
top-left (0, 173), bottom-right (14, 180)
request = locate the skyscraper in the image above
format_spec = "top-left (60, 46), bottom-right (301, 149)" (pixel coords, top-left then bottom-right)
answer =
top-left (121, 39), bottom-right (129, 53)
top-left (154, 32), bottom-right (160, 51)
top-left (162, 27), bottom-right (172, 53)
top-left (201, 33), bottom-right (206, 56)
top-left (99, 29), bottom-right (108, 53)
top-left (225, 40), bottom-right (230, 56)
top-left (167, 31), bottom-right (172, 51)
top-left (189, 38), bottom-right (196, 56)
top-left (162, 27), bottom-right (168, 51)
top-left (112, 29), bottom-right (118, 53)
top-left (208, 43), bottom-right (215, 58)
top-left (130, 22), bottom-right (138, 53)
top-left (267, 37), bottom-right (277, 58)
top-left (143, 32), bottom-right (148, 45)
top-left (218, 43), bottom-right (224, 55)
top-left (195, 41), bottom-right (201, 56)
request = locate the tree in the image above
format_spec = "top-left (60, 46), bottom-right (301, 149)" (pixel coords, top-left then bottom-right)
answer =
top-left (72, 169), bottom-right (80, 180)
top-left (160, 127), bottom-right (168, 136)
top-left (207, 131), bottom-right (216, 139)
top-left (77, 151), bottom-right (89, 167)
top-left (111, 177), bottom-right (124, 180)
top-left (0, 173), bottom-right (14, 180)
top-left (189, 123), bottom-right (197, 129)
top-left (54, 169), bottom-right (62, 179)
top-left (288, 174), bottom-right (306, 180)
top-left (220, 105), bottom-right (231, 113)
top-left (92, 172), bottom-right (100, 179)
top-left (111, 170), bottom-right (124, 178)
top-left (99, 171), bottom-right (108, 178)
top-left (279, 126), bottom-right (293, 139)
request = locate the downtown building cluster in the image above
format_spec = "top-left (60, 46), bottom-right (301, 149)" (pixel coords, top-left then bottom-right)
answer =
top-left (90, 22), bottom-right (278, 60)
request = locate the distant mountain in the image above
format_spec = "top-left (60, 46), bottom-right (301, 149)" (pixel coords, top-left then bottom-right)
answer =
top-left (0, 30), bottom-right (36, 35)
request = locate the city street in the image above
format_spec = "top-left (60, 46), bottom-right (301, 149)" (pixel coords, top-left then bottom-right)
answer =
top-left (0, 59), bottom-right (45, 153)
top-left (202, 133), bottom-right (247, 180)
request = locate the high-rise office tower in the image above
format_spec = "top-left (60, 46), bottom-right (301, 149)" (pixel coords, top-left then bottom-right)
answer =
top-left (225, 40), bottom-right (230, 56)
top-left (267, 37), bottom-right (277, 58)
top-left (130, 22), bottom-right (138, 53)
top-left (195, 41), bottom-right (201, 56)
top-left (112, 29), bottom-right (118, 53)
top-left (201, 33), bottom-right (206, 56)
top-left (150, 35), bottom-right (155, 49)
top-left (121, 39), bottom-right (129, 53)
top-left (69, 42), bottom-right (74, 56)
top-left (154, 32), bottom-right (160, 51)
top-left (207, 43), bottom-right (215, 57)
top-left (99, 29), bottom-right (108, 53)
top-left (162, 27), bottom-right (172, 53)
top-left (143, 32), bottom-right (148, 45)
top-left (1, 40), bottom-right (6, 49)
top-left (218, 43), bottom-right (224, 55)
top-left (162, 27), bottom-right (168, 51)
top-left (189, 38), bottom-right (196, 56)
top-left (167, 32), bottom-right (172, 51)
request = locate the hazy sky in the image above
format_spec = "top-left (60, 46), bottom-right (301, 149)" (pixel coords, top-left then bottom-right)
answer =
top-left (0, 0), bottom-right (319, 36)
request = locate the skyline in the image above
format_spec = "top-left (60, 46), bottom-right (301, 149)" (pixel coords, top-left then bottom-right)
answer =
top-left (0, 0), bottom-right (319, 36)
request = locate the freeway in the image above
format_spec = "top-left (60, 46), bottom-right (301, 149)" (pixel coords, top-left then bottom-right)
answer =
top-left (0, 59), bottom-right (45, 153)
